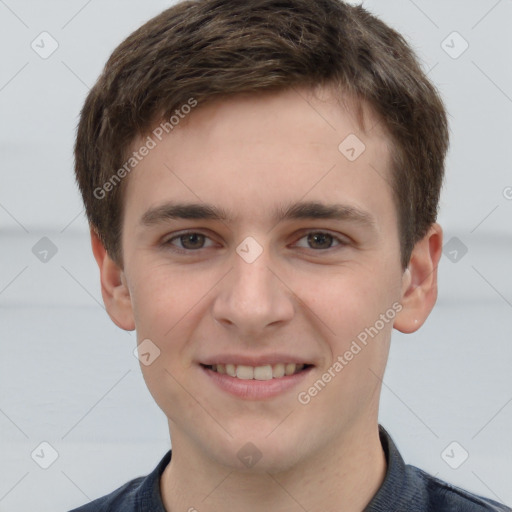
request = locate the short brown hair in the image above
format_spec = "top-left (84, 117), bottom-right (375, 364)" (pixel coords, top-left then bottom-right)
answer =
top-left (74, 0), bottom-right (449, 269)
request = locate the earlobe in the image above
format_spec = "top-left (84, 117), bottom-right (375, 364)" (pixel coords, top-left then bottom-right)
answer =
top-left (393, 223), bottom-right (443, 334)
top-left (90, 227), bottom-right (135, 331)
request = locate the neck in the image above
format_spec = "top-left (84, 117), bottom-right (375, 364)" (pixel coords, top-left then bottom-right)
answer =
top-left (160, 422), bottom-right (387, 512)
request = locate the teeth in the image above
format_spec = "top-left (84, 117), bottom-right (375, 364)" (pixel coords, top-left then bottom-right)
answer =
top-left (254, 365), bottom-right (273, 380)
top-left (273, 363), bottom-right (285, 378)
top-left (209, 363), bottom-right (306, 380)
top-left (285, 363), bottom-right (296, 376)
top-left (236, 365), bottom-right (254, 380)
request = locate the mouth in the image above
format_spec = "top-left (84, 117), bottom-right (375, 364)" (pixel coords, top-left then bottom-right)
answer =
top-left (199, 362), bottom-right (314, 400)
top-left (201, 362), bottom-right (313, 380)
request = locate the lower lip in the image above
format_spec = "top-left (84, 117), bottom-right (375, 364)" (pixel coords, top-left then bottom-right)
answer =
top-left (201, 365), bottom-right (313, 400)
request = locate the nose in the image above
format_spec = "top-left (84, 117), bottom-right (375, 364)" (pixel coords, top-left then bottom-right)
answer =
top-left (212, 243), bottom-right (295, 336)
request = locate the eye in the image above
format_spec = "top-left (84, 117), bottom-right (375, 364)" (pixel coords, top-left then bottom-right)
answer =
top-left (162, 229), bottom-right (348, 254)
top-left (163, 231), bottom-right (216, 252)
top-left (294, 231), bottom-right (346, 250)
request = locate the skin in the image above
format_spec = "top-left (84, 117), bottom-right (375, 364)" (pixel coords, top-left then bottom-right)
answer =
top-left (91, 85), bottom-right (442, 511)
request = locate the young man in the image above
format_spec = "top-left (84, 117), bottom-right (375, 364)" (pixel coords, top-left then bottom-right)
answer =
top-left (69, 0), bottom-right (511, 510)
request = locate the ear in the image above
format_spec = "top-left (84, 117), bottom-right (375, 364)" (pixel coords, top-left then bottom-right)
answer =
top-left (90, 227), bottom-right (135, 331)
top-left (393, 223), bottom-right (443, 333)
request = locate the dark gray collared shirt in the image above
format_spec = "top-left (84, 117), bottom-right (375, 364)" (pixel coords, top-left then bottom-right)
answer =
top-left (68, 426), bottom-right (511, 511)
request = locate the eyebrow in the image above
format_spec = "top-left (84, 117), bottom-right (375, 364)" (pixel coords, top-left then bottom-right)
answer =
top-left (140, 200), bottom-right (376, 230)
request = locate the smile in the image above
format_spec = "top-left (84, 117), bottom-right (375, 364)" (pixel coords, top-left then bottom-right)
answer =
top-left (200, 362), bottom-right (314, 400)
top-left (203, 363), bottom-right (310, 380)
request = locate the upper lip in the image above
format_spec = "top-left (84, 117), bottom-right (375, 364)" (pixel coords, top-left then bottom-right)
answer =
top-left (199, 354), bottom-right (314, 366)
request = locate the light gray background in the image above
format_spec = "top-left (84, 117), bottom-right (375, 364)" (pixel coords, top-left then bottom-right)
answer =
top-left (1, 0), bottom-right (511, 511)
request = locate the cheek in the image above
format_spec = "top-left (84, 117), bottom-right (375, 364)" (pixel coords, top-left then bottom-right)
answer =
top-left (129, 264), bottom-right (211, 420)
top-left (294, 268), bottom-right (399, 425)
top-left (297, 260), bottom-right (401, 351)
top-left (130, 261), bottom-right (200, 332)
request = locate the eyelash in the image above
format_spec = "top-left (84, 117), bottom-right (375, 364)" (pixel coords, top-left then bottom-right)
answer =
top-left (162, 230), bottom-right (348, 255)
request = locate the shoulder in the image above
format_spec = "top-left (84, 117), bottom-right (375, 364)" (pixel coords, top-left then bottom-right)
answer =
top-left (408, 465), bottom-right (512, 512)
top-left (372, 426), bottom-right (511, 512)
top-left (67, 450), bottom-right (172, 512)
top-left (67, 476), bottom-right (145, 512)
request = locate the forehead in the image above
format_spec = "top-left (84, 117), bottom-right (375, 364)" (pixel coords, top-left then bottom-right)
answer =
top-left (122, 85), bottom-right (396, 231)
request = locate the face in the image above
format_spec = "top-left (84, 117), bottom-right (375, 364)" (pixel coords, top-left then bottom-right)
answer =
top-left (109, 86), bottom-right (421, 472)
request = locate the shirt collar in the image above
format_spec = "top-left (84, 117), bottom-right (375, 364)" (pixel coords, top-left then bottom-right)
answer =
top-left (364, 425), bottom-right (420, 511)
top-left (137, 425), bottom-right (416, 511)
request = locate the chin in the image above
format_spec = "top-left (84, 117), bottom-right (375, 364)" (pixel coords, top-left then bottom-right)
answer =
top-left (203, 427), bottom-right (308, 474)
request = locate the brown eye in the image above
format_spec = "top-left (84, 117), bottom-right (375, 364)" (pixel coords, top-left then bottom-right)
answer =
top-left (164, 231), bottom-right (215, 252)
top-left (307, 232), bottom-right (335, 249)
top-left (295, 231), bottom-right (344, 250)
top-left (179, 233), bottom-right (206, 249)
